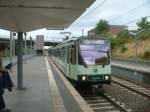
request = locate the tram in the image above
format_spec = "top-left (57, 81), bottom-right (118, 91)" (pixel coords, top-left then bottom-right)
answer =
top-left (48, 37), bottom-right (111, 86)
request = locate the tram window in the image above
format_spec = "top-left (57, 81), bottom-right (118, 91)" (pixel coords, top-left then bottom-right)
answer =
top-left (62, 47), bottom-right (65, 59)
top-left (70, 45), bottom-right (76, 64)
top-left (67, 47), bottom-right (70, 63)
top-left (59, 49), bottom-right (61, 59)
top-left (63, 48), bottom-right (66, 59)
top-left (57, 49), bottom-right (59, 58)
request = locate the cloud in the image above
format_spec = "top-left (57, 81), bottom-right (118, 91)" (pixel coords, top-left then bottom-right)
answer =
top-left (67, 0), bottom-right (150, 36)
top-left (1, 0), bottom-right (150, 38)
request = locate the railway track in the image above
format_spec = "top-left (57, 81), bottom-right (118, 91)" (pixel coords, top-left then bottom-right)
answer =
top-left (112, 76), bottom-right (150, 99)
top-left (77, 86), bottom-right (132, 112)
top-left (48, 57), bottom-right (149, 111)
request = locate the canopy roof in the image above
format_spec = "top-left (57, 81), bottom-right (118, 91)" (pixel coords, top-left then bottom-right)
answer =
top-left (0, 0), bottom-right (95, 32)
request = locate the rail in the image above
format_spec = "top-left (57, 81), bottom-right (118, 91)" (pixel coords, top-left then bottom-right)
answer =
top-left (77, 86), bottom-right (132, 112)
top-left (112, 76), bottom-right (150, 99)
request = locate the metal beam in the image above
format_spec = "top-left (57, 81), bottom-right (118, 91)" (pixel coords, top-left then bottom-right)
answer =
top-left (0, 38), bottom-right (58, 46)
top-left (17, 32), bottom-right (23, 89)
top-left (0, 5), bottom-right (72, 10)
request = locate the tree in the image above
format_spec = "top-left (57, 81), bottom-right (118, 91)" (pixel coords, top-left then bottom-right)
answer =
top-left (136, 17), bottom-right (150, 40)
top-left (111, 29), bottom-right (132, 49)
top-left (136, 17), bottom-right (150, 30)
top-left (116, 29), bottom-right (131, 41)
top-left (95, 19), bottom-right (109, 34)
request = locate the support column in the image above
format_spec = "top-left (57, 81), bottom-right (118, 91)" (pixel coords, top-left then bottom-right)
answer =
top-left (13, 32), bottom-right (16, 56)
top-left (17, 32), bottom-right (24, 89)
top-left (24, 33), bottom-right (27, 63)
top-left (30, 36), bottom-right (33, 56)
top-left (10, 31), bottom-right (13, 64)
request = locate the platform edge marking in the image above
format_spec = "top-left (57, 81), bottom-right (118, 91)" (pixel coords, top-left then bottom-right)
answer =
top-left (45, 57), bottom-right (67, 112)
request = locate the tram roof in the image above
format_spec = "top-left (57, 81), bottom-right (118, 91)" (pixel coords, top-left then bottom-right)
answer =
top-left (54, 37), bottom-right (110, 48)
top-left (0, 0), bottom-right (95, 32)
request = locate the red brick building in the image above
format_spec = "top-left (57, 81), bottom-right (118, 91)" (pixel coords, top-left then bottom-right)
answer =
top-left (109, 25), bottom-right (126, 37)
top-left (88, 25), bottom-right (126, 37)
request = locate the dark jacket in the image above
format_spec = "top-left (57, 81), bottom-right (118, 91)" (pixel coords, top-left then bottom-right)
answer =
top-left (0, 71), bottom-right (14, 94)
top-left (0, 74), bottom-right (4, 94)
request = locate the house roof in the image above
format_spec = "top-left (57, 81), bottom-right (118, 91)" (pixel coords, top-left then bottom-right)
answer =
top-left (88, 25), bottom-right (126, 33)
top-left (109, 25), bottom-right (127, 29)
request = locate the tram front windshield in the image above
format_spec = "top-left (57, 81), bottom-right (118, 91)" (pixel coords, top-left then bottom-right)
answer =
top-left (78, 40), bottom-right (110, 66)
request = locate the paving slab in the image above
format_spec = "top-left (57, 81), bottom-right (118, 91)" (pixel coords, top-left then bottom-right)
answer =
top-left (4, 56), bottom-right (53, 112)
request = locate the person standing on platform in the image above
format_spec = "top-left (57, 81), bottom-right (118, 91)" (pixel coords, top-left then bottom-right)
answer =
top-left (0, 48), bottom-right (13, 112)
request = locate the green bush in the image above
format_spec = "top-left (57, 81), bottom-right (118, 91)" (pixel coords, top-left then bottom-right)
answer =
top-left (110, 38), bottom-right (116, 49)
top-left (143, 51), bottom-right (150, 59)
top-left (111, 37), bottom-right (127, 49)
top-left (121, 46), bottom-right (128, 53)
top-left (111, 29), bottom-right (133, 49)
top-left (139, 28), bottom-right (150, 40)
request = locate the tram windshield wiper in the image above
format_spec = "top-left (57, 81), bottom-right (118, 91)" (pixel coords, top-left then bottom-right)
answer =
top-left (78, 52), bottom-right (88, 68)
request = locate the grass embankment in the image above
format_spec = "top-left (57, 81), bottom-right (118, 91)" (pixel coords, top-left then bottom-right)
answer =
top-left (112, 38), bottom-right (150, 60)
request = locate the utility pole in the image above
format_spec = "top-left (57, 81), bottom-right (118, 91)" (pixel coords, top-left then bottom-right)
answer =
top-left (129, 29), bottom-right (145, 76)
top-left (129, 29), bottom-right (145, 62)
top-left (82, 29), bottom-right (84, 38)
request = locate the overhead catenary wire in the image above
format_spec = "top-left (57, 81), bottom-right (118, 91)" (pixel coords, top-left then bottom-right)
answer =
top-left (110, 16), bottom-right (150, 30)
top-left (70, 0), bottom-right (107, 28)
top-left (122, 16), bottom-right (150, 25)
top-left (70, 0), bottom-right (150, 28)
top-left (111, 16), bottom-right (150, 28)
top-left (105, 0), bottom-right (150, 22)
top-left (69, 0), bottom-right (150, 34)
top-left (80, 0), bottom-right (108, 21)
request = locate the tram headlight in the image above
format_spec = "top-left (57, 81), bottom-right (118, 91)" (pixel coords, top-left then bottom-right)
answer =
top-left (105, 76), bottom-right (109, 80)
top-left (82, 76), bottom-right (86, 81)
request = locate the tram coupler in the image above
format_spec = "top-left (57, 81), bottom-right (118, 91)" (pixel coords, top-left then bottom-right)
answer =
top-left (91, 84), bottom-right (103, 93)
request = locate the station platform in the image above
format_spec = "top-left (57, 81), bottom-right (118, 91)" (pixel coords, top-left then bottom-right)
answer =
top-left (3, 56), bottom-right (93, 112)
top-left (112, 60), bottom-right (150, 73)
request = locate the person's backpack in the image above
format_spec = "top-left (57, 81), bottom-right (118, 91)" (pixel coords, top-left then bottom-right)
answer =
top-left (4, 63), bottom-right (12, 70)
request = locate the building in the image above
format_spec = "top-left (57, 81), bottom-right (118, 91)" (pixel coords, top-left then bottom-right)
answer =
top-left (35, 35), bottom-right (44, 56)
top-left (88, 25), bottom-right (126, 37)
top-left (109, 25), bottom-right (127, 37)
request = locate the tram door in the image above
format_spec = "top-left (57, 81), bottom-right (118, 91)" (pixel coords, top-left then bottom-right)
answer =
top-left (67, 46), bottom-right (70, 77)
top-left (69, 44), bottom-right (77, 79)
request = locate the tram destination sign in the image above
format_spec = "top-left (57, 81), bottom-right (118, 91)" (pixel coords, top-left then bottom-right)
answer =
top-left (83, 40), bottom-right (105, 44)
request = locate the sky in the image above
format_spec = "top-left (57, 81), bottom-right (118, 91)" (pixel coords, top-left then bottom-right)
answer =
top-left (0, 0), bottom-right (150, 41)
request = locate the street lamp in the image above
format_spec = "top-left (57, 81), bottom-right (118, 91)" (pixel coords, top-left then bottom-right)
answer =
top-left (129, 29), bottom-right (145, 62)
top-left (129, 29), bottom-right (145, 76)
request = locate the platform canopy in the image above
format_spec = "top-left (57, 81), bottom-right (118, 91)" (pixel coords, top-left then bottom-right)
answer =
top-left (0, 0), bottom-right (95, 32)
